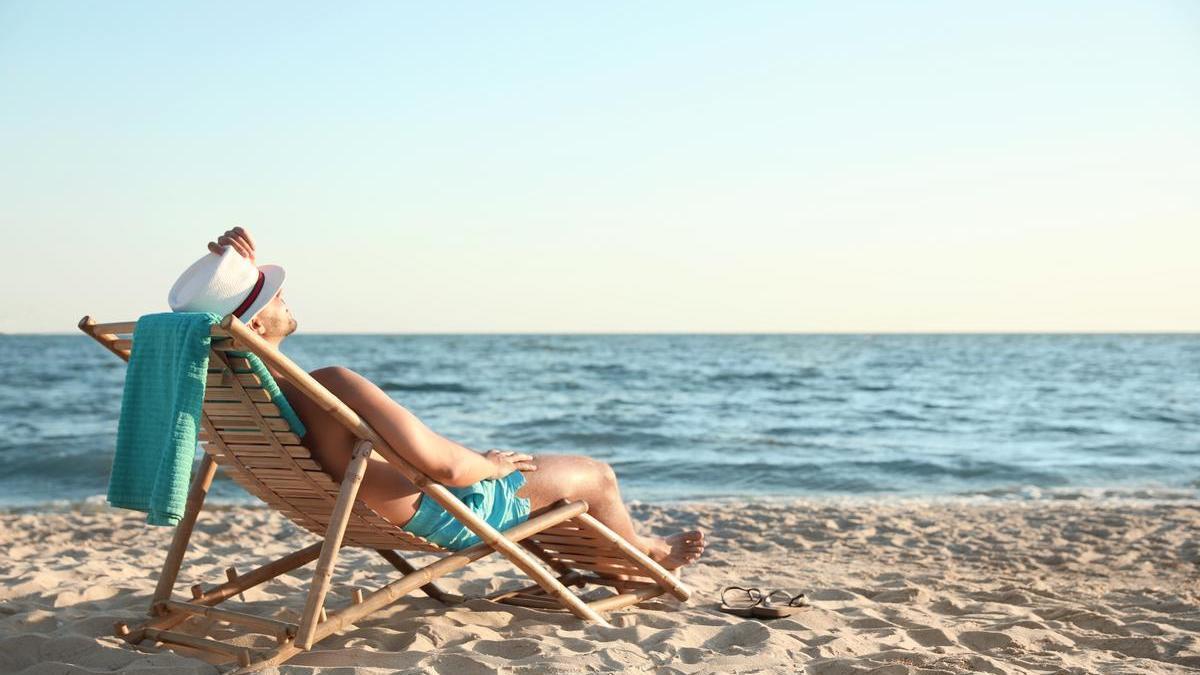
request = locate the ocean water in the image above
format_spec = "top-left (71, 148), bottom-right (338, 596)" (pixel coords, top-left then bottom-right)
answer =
top-left (0, 334), bottom-right (1196, 506)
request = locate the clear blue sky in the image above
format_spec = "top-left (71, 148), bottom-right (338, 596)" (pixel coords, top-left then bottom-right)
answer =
top-left (2, 2), bottom-right (1197, 332)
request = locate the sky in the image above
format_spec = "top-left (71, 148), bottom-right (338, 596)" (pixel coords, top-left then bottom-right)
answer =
top-left (1, 1), bottom-right (1197, 333)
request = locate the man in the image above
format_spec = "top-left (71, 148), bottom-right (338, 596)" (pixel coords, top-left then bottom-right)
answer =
top-left (205, 227), bottom-right (705, 568)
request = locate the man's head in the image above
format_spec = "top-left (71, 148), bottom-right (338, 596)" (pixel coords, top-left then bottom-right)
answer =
top-left (169, 236), bottom-right (289, 341)
top-left (247, 289), bottom-right (298, 345)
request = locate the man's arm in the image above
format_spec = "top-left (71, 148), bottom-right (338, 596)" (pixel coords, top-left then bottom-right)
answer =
top-left (313, 366), bottom-right (535, 487)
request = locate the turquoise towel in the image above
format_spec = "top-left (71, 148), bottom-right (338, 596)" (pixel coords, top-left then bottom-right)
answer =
top-left (225, 350), bottom-right (307, 439)
top-left (108, 312), bottom-right (222, 526)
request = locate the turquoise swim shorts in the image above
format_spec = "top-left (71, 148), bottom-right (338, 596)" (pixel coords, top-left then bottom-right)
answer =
top-left (401, 471), bottom-right (532, 551)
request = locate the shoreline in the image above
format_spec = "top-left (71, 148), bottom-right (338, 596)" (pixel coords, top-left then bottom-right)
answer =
top-left (3, 484), bottom-right (1198, 515)
top-left (3, 497), bottom-right (1198, 673)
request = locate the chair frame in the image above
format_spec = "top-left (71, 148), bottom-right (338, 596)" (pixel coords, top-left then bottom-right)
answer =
top-left (79, 314), bottom-right (691, 672)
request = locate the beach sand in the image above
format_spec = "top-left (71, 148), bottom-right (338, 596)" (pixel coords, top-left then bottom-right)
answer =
top-left (1, 497), bottom-right (1197, 674)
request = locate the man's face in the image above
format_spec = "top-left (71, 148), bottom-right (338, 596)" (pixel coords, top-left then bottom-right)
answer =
top-left (250, 290), bottom-right (298, 340)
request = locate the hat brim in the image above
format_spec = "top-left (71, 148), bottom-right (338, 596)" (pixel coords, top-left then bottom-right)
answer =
top-left (237, 264), bottom-right (286, 324)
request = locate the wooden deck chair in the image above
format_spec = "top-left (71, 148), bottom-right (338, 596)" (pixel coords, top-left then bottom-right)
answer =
top-left (79, 314), bottom-right (691, 672)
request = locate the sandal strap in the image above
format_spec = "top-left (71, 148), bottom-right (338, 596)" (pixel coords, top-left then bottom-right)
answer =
top-left (765, 589), bottom-right (806, 607)
top-left (720, 586), bottom-right (764, 608)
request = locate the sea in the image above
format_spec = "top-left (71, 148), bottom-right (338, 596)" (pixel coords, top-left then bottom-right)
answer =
top-left (0, 333), bottom-right (1197, 508)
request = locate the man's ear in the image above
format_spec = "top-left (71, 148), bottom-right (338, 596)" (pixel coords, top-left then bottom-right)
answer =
top-left (248, 316), bottom-right (268, 337)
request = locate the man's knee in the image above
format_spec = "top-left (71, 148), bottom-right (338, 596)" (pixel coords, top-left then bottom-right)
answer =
top-left (590, 458), bottom-right (618, 489)
top-left (560, 456), bottom-right (615, 494)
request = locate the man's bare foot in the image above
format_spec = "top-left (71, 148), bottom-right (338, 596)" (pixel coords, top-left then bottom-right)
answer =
top-left (644, 530), bottom-right (706, 570)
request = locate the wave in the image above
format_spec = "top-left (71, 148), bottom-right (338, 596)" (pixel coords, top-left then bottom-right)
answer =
top-left (808, 394), bottom-right (849, 404)
top-left (539, 381), bottom-right (585, 392)
top-left (508, 338), bottom-right (581, 353)
top-left (609, 457), bottom-right (1071, 495)
top-left (875, 408), bottom-right (926, 422)
top-left (379, 381), bottom-right (480, 394)
top-left (708, 368), bottom-right (822, 385)
top-left (854, 383), bottom-right (895, 392)
top-left (1017, 422), bottom-right (1110, 435)
top-left (493, 427), bottom-right (679, 450)
top-left (959, 485), bottom-right (1200, 501)
top-left (374, 359), bottom-right (420, 370)
top-left (611, 459), bottom-right (887, 493)
top-left (579, 363), bottom-right (643, 378)
top-left (1129, 411), bottom-right (1196, 425)
top-left (846, 458), bottom-right (1066, 484)
top-left (496, 414), bottom-right (582, 432)
top-left (0, 443), bottom-right (118, 479)
top-left (763, 425), bottom-right (839, 436)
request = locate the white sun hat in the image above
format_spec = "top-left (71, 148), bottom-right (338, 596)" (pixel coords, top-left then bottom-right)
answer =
top-left (167, 245), bottom-right (286, 322)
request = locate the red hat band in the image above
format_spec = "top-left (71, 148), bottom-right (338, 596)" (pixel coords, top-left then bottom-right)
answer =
top-left (232, 270), bottom-right (267, 319)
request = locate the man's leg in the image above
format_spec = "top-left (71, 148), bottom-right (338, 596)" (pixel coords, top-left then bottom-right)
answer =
top-left (515, 454), bottom-right (704, 569)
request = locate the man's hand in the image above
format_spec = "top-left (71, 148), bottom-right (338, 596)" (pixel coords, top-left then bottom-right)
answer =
top-left (484, 449), bottom-right (537, 480)
top-left (207, 226), bottom-right (257, 264)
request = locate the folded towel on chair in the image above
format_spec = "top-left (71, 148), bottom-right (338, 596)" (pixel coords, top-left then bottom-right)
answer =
top-left (107, 312), bottom-right (222, 525)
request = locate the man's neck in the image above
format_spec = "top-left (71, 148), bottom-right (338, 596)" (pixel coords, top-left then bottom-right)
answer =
top-left (261, 340), bottom-right (286, 379)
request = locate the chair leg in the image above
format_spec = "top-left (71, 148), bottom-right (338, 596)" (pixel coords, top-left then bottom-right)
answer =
top-left (294, 440), bottom-right (373, 650)
top-left (375, 550), bottom-right (464, 604)
top-left (121, 542), bottom-right (323, 646)
top-left (150, 454), bottom-right (218, 611)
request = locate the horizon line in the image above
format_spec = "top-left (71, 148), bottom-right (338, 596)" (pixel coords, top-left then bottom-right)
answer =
top-left (6, 329), bottom-right (1200, 337)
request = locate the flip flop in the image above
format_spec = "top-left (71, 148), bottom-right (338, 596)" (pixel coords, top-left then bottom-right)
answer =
top-left (718, 587), bottom-right (810, 619)
top-left (750, 589), bottom-right (809, 618)
top-left (718, 586), bottom-right (764, 617)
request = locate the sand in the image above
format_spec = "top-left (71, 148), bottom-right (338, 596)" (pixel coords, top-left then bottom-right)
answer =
top-left (1, 496), bottom-right (1198, 674)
